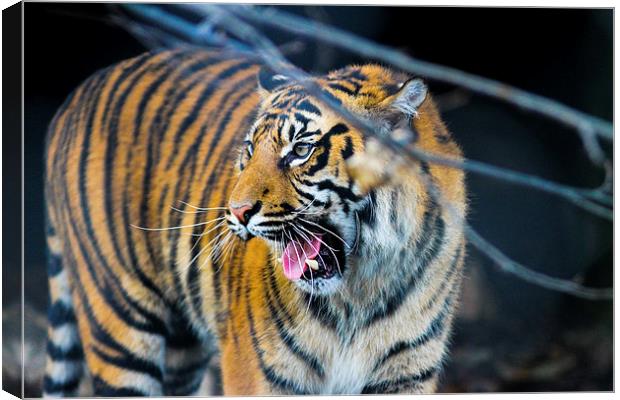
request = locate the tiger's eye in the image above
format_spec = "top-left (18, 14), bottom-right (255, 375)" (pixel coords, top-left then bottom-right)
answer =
top-left (293, 143), bottom-right (312, 158)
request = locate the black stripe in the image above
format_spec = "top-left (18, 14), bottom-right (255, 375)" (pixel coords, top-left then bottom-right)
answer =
top-left (48, 301), bottom-right (77, 328)
top-left (100, 52), bottom-right (155, 128)
top-left (43, 375), bottom-right (81, 394)
top-left (287, 117), bottom-right (296, 142)
top-left (47, 253), bottom-right (63, 277)
top-left (92, 345), bottom-right (163, 382)
top-left (296, 129), bottom-right (321, 141)
top-left (92, 376), bottom-right (148, 397)
top-left (95, 57), bottom-right (141, 267)
top-left (290, 179), bottom-right (320, 203)
top-left (306, 146), bottom-right (330, 177)
top-left (293, 112), bottom-right (310, 127)
top-left (328, 82), bottom-right (355, 95)
top-left (169, 148), bottom-right (201, 316)
top-left (314, 179), bottom-right (362, 202)
top-left (341, 135), bottom-right (354, 160)
top-left (77, 62), bottom-right (138, 278)
top-left (361, 367), bottom-right (437, 394)
top-left (296, 99), bottom-right (322, 116)
top-left (47, 340), bottom-right (84, 361)
top-left (114, 282), bottom-right (168, 336)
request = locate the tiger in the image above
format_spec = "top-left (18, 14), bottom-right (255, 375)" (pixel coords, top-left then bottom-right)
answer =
top-left (43, 47), bottom-right (466, 396)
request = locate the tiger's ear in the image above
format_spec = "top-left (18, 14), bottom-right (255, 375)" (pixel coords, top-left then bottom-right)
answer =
top-left (378, 78), bottom-right (428, 129)
top-left (257, 66), bottom-right (291, 97)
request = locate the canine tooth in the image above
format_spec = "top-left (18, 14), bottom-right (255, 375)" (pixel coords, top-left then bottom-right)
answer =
top-left (306, 259), bottom-right (319, 270)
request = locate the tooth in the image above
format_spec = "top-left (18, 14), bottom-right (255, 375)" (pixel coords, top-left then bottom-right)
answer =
top-left (306, 259), bottom-right (319, 270)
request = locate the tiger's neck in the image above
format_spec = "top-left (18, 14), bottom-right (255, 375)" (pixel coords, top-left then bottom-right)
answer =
top-left (345, 183), bottom-right (425, 301)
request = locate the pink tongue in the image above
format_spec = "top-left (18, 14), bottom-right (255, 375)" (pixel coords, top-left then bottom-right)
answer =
top-left (282, 235), bottom-right (323, 280)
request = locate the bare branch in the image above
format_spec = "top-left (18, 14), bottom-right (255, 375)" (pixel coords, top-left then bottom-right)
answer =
top-left (464, 226), bottom-right (612, 300)
top-left (122, 4), bottom-right (252, 52)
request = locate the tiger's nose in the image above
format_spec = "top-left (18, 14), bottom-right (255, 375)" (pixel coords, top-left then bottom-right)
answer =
top-left (229, 201), bottom-right (261, 225)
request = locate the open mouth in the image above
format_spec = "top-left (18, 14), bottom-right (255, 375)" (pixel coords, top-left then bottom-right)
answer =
top-left (281, 225), bottom-right (346, 282)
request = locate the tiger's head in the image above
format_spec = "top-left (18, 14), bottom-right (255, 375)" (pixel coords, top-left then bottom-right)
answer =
top-left (226, 64), bottom-right (428, 295)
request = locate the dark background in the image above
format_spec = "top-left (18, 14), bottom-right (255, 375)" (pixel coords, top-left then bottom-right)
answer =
top-left (11, 3), bottom-right (613, 395)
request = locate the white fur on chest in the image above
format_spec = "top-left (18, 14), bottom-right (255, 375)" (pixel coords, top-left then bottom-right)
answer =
top-left (321, 345), bottom-right (370, 394)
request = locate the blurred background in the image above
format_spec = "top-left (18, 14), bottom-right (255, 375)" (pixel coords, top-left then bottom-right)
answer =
top-left (8, 3), bottom-right (613, 396)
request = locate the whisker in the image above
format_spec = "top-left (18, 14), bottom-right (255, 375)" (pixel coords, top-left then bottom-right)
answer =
top-left (306, 273), bottom-right (314, 315)
top-left (293, 197), bottom-right (317, 214)
top-left (294, 198), bottom-right (329, 216)
top-left (289, 225), bottom-right (316, 316)
top-left (219, 233), bottom-right (236, 262)
top-left (213, 233), bottom-right (234, 273)
top-left (294, 223), bottom-right (342, 276)
top-left (184, 217), bottom-right (227, 236)
top-left (130, 219), bottom-right (222, 232)
top-left (352, 212), bottom-right (361, 255)
top-left (291, 226), bottom-right (321, 310)
top-left (289, 223), bottom-right (328, 272)
top-left (293, 207), bottom-right (327, 216)
top-left (223, 237), bottom-right (238, 263)
top-left (209, 230), bottom-right (231, 260)
top-left (171, 206), bottom-right (209, 214)
top-left (285, 229), bottom-right (304, 279)
top-left (181, 221), bottom-right (227, 272)
top-left (188, 229), bottom-right (230, 274)
top-left (323, 238), bottom-right (342, 276)
top-left (279, 231), bottom-right (286, 260)
top-left (298, 218), bottom-right (350, 249)
top-left (294, 223), bottom-right (338, 253)
top-left (178, 200), bottom-right (228, 211)
top-left (178, 219), bottom-right (227, 280)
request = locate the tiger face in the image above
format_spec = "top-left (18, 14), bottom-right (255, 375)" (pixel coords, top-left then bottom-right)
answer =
top-left (227, 65), bottom-right (428, 295)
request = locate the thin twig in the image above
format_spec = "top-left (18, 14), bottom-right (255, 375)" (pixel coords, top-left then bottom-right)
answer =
top-left (465, 226), bottom-right (612, 300)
